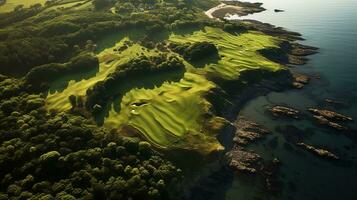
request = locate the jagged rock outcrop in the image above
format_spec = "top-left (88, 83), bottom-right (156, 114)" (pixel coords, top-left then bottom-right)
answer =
top-left (312, 115), bottom-right (347, 130)
top-left (268, 105), bottom-right (300, 119)
top-left (226, 148), bottom-right (262, 173)
top-left (233, 118), bottom-right (270, 145)
top-left (308, 108), bottom-right (353, 122)
top-left (308, 108), bottom-right (352, 130)
top-left (297, 142), bottom-right (339, 160)
top-left (225, 118), bottom-right (283, 193)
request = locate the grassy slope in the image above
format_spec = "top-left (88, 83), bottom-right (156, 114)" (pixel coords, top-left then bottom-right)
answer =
top-left (46, 38), bottom-right (158, 111)
top-left (42, 0), bottom-right (89, 12)
top-left (103, 27), bottom-right (284, 152)
top-left (46, 26), bottom-right (285, 154)
top-left (104, 72), bottom-right (223, 153)
top-left (0, 0), bottom-right (46, 12)
top-left (169, 27), bottom-right (283, 80)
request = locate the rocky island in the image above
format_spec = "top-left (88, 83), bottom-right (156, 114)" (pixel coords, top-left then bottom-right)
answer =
top-left (268, 105), bottom-right (301, 119)
top-left (297, 142), bottom-right (339, 160)
top-left (309, 108), bottom-right (353, 130)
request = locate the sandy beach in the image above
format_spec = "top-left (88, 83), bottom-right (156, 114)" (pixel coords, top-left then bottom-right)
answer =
top-left (205, 3), bottom-right (243, 18)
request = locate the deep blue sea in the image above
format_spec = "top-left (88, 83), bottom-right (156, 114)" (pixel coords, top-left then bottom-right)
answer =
top-left (223, 0), bottom-right (357, 199)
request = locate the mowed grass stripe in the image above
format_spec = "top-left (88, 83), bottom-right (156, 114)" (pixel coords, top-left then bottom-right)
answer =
top-left (151, 103), bottom-right (187, 137)
top-left (169, 27), bottom-right (284, 80)
top-left (129, 106), bottom-right (177, 147)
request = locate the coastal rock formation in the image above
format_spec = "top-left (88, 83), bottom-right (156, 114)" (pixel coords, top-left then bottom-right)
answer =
top-left (226, 118), bottom-right (283, 193)
top-left (308, 108), bottom-right (352, 130)
top-left (258, 41), bottom-right (318, 66)
top-left (226, 148), bottom-right (262, 173)
top-left (233, 118), bottom-right (270, 145)
top-left (312, 115), bottom-right (347, 130)
top-left (226, 119), bottom-right (268, 173)
top-left (274, 9), bottom-right (284, 13)
top-left (297, 142), bottom-right (339, 160)
top-left (242, 20), bottom-right (304, 41)
top-left (290, 43), bottom-right (319, 56)
top-left (268, 105), bottom-right (300, 119)
top-left (308, 108), bottom-right (353, 122)
top-left (222, 1), bottom-right (266, 16)
top-left (292, 73), bottom-right (310, 89)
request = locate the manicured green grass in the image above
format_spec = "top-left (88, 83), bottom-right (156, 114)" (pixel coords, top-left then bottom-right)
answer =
top-left (0, 0), bottom-right (46, 13)
top-left (42, 0), bottom-right (89, 12)
top-left (104, 72), bottom-right (224, 153)
top-left (46, 37), bottom-right (224, 154)
top-left (169, 27), bottom-right (284, 80)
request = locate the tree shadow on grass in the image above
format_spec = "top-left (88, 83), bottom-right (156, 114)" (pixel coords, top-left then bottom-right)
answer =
top-left (95, 27), bottom-right (147, 53)
top-left (188, 53), bottom-right (221, 68)
top-left (172, 25), bottom-right (202, 36)
top-left (47, 65), bottom-right (99, 93)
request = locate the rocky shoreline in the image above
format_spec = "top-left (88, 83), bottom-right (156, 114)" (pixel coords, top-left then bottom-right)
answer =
top-left (225, 118), bottom-right (283, 193)
top-left (182, 2), bottom-right (323, 198)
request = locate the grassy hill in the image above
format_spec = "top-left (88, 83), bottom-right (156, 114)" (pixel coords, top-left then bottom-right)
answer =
top-left (45, 25), bottom-right (285, 154)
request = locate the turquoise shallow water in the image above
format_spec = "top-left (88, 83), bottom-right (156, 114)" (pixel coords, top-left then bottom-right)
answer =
top-left (223, 0), bottom-right (357, 199)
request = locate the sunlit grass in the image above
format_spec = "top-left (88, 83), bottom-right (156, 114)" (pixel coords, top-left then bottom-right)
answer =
top-left (169, 27), bottom-right (284, 80)
top-left (0, 0), bottom-right (46, 13)
top-left (104, 72), bottom-right (224, 153)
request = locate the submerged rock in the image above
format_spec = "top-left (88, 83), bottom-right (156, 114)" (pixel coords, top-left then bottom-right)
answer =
top-left (233, 118), bottom-right (270, 145)
top-left (297, 142), bottom-right (339, 160)
top-left (275, 125), bottom-right (306, 143)
top-left (268, 105), bottom-right (300, 119)
top-left (325, 98), bottom-right (349, 107)
top-left (309, 108), bottom-right (353, 122)
top-left (226, 148), bottom-right (262, 173)
top-left (261, 158), bottom-right (283, 194)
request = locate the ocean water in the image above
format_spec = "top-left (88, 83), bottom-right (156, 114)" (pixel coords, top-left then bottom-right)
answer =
top-left (222, 0), bottom-right (357, 199)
